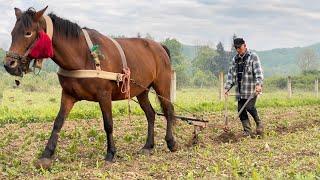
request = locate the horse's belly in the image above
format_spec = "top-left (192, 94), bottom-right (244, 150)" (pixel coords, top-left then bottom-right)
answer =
top-left (58, 76), bottom-right (104, 101)
top-left (58, 71), bottom-right (155, 103)
top-left (58, 75), bottom-right (143, 102)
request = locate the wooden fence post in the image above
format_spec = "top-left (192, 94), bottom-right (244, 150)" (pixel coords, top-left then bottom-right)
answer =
top-left (288, 76), bottom-right (292, 98)
top-left (219, 72), bottom-right (224, 101)
top-left (170, 71), bottom-right (176, 103)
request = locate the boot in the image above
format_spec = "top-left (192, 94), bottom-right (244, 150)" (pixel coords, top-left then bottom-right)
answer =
top-left (253, 116), bottom-right (264, 138)
top-left (241, 119), bottom-right (252, 137)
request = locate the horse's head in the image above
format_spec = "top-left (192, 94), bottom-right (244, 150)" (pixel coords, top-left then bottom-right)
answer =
top-left (4, 6), bottom-right (50, 76)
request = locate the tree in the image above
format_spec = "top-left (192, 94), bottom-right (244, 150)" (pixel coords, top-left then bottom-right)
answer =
top-left (230, 34), bottom-right (238, 57)
top-left (297, 48), bottom-right (318, 73)
top-left (192, 45), bottom-right (216, 73)
top-left (162, 38), bottom-right (182, 56)
top-left (213, 42), bottom-right (229, 75)
top-left (223, 34), bottom-right (238, 71)
top-left (162, 38), bottom-right (191, 88)
top-left (191, 69), bottom-right (215, 88)
top-left (162, 38), bottom-right (185, 66)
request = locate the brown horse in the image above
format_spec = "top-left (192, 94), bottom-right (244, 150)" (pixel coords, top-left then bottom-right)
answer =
top-left (4, 7), bottom-right (177, 168)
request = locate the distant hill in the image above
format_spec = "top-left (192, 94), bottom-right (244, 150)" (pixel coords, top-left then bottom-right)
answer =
top-left (256, 43), bottom-right (320, 77)
top-left (181, 43), bottom-right (320, 77)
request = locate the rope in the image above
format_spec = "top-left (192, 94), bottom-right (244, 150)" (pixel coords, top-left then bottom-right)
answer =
top-left (121, 67), bottom-right (131, 120)
top-left (121, 67), bottom-right (131, 98)
top-left (130, 79), bottom-right (199, 118)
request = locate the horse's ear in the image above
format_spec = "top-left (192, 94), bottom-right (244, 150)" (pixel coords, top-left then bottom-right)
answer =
top-left (34, 6), bottom-right (48, 22)
top-left (14, 7), bottom-right (22, 19)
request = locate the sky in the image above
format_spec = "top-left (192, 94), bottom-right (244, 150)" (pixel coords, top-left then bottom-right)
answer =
top-left (1, 0), bottom-right (320, 51)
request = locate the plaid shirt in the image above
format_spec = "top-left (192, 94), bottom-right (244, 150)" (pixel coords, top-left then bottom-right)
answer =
top-left (224, 51), bottom-right (264, 100)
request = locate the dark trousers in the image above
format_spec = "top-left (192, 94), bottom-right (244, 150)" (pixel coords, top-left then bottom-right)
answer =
top-left (238, 96), bottom-right (259, 121)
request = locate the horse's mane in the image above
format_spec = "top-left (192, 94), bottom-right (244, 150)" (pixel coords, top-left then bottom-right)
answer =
top-left (20, 7), bottom-right (81, 39)
top-left (48, 13), bottom-right (81, 38)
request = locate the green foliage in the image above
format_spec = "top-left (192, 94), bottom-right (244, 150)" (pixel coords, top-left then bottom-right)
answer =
top-left (192, 45), bottom-right (216, 73)
top-left (212, 42), bottom-right (229, 76)
top-left (191, 70), bottom-right (217, 88)
top-left (162, 38), bottom-right (191, 88)
top-left (296, 48), bottom-right (319, 72)
top-left (162, 38), bottom-right (188, 65)
top-left (264, 70), bottom-right (320, 91)
top-left (0, 48), bottom-right (4, 59)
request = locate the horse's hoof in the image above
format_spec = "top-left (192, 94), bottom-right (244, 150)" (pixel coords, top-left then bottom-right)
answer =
top-left (35, 158), bottom-right (52, 169)
top-left (167, 141), bottom-right (178, 152)
top-left (169, 144), bottom-right (178, 152)
top-left (105, 152), bottom-right (115, 163)
top-left (138, 148), bottom-right (153, 156)
top-left (104, 160), bottom-right (115, 166)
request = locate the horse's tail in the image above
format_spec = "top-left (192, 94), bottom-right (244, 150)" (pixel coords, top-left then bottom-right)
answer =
top-left (161, 44), bottom-right (171, 61)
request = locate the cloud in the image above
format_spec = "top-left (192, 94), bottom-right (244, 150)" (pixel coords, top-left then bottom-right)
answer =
top-left (0, 0), bottom-right (319, 50)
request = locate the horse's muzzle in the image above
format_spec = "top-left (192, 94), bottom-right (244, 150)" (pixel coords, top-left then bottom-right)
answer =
top-left (4, 59), bottom-right (23, 77)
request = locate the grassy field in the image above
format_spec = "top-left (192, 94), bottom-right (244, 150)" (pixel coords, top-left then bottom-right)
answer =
top-left (1, 82), bottom-right (320, 125)
top-left (0, 74), bottom-right (320, 179)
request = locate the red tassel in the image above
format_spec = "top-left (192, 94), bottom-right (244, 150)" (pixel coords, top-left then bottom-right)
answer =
top-left (28, 31), bottom-right (54, 59)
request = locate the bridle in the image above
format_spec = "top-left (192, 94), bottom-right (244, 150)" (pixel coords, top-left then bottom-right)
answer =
top-left (5, 15), bottom-right (53, 74)
top-left (5, 38), bottom-right (38, 73)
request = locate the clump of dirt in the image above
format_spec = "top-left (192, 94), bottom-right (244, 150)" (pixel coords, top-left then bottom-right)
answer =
top-left (275, 125), bottom-right (289, 134)
top-left (214, 131), bottom-right (239, 143)
top-left (275, 119), bottom-right (320, 134)
top-left (186, 134), bottom-right (200, 147)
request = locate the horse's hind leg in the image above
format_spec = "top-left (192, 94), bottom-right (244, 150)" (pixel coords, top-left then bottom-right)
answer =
top-left (153, 76), bottom-right (177, 152)
top-left (36, 90), bottom-right (76, 169)
top-left (137, 90), bottom-right (155, 154)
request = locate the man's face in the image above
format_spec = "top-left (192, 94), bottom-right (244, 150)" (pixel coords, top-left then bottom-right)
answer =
top-left (236, 44), bottom-right (247, 55)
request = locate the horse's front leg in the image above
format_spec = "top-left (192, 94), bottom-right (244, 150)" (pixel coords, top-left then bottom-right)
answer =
top-left (35, 90), bottom-right (76, 169)
top-left (98, 93), bottom-right (116, 162)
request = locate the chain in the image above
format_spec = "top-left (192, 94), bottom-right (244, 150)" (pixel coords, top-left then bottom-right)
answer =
top-left (130, 79), bottom-right (200, 118)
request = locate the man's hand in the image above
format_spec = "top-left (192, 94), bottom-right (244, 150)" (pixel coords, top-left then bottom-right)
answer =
top-left (255, 84), bottom-right (262, 94)
top-left (224, 89), bottom-right (229, 97)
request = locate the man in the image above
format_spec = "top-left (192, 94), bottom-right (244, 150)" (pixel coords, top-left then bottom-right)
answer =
top-left (224, 38), bottom-right (264, 137)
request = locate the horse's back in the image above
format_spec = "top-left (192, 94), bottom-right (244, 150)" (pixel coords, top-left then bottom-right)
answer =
top-left (81, 30), bottom-right (172, 100)
top-left (112, 37), bottom-right (172, 81)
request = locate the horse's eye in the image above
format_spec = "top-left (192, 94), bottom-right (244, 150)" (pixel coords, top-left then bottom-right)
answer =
top-left (24, 31), bottom-right (32, 38)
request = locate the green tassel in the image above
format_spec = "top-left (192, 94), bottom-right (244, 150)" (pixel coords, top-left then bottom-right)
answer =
top-left (91, 44), bottom-right (99, 52)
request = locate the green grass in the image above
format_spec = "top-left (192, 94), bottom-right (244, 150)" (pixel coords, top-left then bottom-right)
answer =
top-left (0, 72), bottom-right (320, 178)
top-left (0, 85), bottom-right (320, 126)
top-left (0, 72), bottom-right (319, 126)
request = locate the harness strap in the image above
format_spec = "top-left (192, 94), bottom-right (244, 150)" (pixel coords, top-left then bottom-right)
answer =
top-left (82, 29), bottom-right (94, 50)
top-left (82, 29), bottom-right (101, 70)
top-left (43, 15), bottom-right (53, 39)
top-left (105, 36), bottom-right (128, 69)
top-left (82, 28), bottom-right (128, 70)
top-left (54, 18), bottom-right (130, 101)
top-left (58, 68), bottom-right (123, 82)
